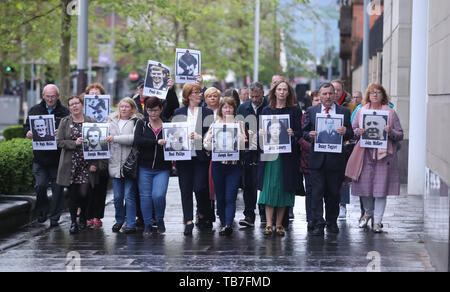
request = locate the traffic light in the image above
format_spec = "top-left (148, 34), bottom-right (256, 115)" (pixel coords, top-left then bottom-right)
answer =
top-left (5, 66), bottom-right (15, 73)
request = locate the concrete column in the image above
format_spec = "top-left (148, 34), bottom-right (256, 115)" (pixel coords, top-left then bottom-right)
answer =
top-left (407, 0), bottom-right (428, 195)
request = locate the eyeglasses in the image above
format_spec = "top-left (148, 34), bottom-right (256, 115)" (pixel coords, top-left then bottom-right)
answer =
top-left (370, 91), bottom-right (383, 95)
top-left (69, 102), bottom-right (82, 107)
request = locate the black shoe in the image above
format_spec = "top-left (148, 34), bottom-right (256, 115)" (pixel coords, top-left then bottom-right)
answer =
top-left (112, 223), bottom-right (123, 233)
top-left (239, 216), bottom-right (255, 227)
top-left (143, 225), bottom-right (153, 237)
top-left (135, 217), bottom-right (144, 229)
top-left (69, 223), bottom-right (79, 234)
top-left (310, 226), bottom-right (324, 236)
top-left (326, 223), bottom-right (340, 234)
top-left (307, 221), bottom-right (315, 232)
top-left (123, 227), bottom-right (137, 234)
top-left (156, 220), bottom-right (166, 234)
top-left (50, 220), bottom-right (59, 228)
top-left (184, 223), bottom-right (194, 236)
top-left (79, 220), bottom-right (87, 230)
top-left (219, 226), bottom-right (233, 236)
top-left (260, 214), bottom-right (267, 224)
top-left (37, 213), bottom-right (47, 223)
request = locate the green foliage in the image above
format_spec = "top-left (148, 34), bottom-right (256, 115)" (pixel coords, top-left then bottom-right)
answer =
top-left (0, 138), bottom-right (34, 194)
top-left (2, 125), bottom-right (24, 140)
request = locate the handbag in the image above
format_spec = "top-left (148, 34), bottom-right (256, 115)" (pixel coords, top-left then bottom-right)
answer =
top-left (122, 147), bottom-right (139, 179)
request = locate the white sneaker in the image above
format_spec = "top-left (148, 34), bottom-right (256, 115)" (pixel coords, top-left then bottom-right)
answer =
top-left (338, 205), bottom-right (347, 220)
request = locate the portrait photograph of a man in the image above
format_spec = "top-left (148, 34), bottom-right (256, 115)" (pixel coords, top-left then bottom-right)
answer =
top-left (213, 127), bottom-right (238, 153)
top-left (175, 48), bottom-right (201, 83)
top-left (314, 113), bottom-right (343, 153)
top-left (29, 115), bottom-right (57, 150)
top-left (84, 95), bottom-right (110, 123)
top-left (82, 123), bottom-right (110, 159)
top-left (212, 123), bottom-right (239, 161)
top-left (143, 60), bottom-right (171, 99)
top-left (162, 123), bottom-right (191, 161)
top-left (317, 118), bottom-right (341, 144)
top-left (360, 110), bottom-right (389, 149)
top-left (164, 127), bottom-right (189, 151)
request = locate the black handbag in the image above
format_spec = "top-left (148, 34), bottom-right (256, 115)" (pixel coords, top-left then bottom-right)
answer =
top-left (122, 147), bottom-right (139, 179)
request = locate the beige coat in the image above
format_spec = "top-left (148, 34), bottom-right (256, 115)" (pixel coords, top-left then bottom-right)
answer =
top-left (107, 112), bottom-right (140, 178)
top-left (56, 115), bottom-right (98, 187)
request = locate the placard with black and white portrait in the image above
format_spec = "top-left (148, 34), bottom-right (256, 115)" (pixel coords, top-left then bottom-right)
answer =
top-left (29, 114), bottom-right (57, 150)
top-left (84, 95), bottom-right (110, 123)
top-left (162, 122), bottom-right (191, 161)
top-left (212, 123), bottom-right (239, 161)
top-left (314, 113), bottom-right (343, 153)
top-left (361, 110), bottom-right (389, 149)
top-left (261, 114), bottom-right (291, 154)
top-left (175, 48), bottom-right (201, 83)
top-left (82, 123), bottom-right (110, 160)
top-left (143, 60), bottom-right (171, 99)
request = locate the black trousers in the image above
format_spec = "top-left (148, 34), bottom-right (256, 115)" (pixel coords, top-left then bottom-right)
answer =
top-left (68, 183), bottom-right (90, 223)
top-left (310, 168), bottom-right (344, 228)
top-left (242, 162), bottom-right (258, 218)
top-left (32, 162), bottom-right (65, 222)
top-left (86, 171), bottom-right (108, 220)
top-left (177, 159), bottom-right (214, 224)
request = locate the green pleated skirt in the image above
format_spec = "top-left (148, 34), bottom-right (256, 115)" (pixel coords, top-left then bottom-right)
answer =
top-left (258, 156), bottom-right (295, 207)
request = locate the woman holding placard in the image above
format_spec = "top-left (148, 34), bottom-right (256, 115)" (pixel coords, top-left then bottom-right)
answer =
top-left (105, 97), bottom-right (141, 234)
top-left (134, 97), bottom-right (172, 236)
top-left (172, 83), bottom-right (214, 236)
top-left (345, 83), bottom-right (403, 233)
top-left (257, 80), bottom-right (302, 237)
top-left (56, 94), bottom-right (98, 234)
top-left (204, 97), bottom-right (249, 236)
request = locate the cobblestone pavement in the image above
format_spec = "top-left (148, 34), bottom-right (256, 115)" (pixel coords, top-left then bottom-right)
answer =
top-left (0, 178), bottom-right (434, 272)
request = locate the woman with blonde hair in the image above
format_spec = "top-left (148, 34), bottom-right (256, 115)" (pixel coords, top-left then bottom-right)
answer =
top-left (105, 97), bottom-right (142, 233)
top-left (204, 87), bottom-right (221, 119)
top-left (346, 83), bottom-right (403, 233)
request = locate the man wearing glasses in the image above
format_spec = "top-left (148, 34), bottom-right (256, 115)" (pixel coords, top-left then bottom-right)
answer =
top-left (23, 84), bottom-right (70, 227)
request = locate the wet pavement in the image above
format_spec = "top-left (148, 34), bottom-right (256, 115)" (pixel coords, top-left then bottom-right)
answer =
top-left (0, 178), bottom-right (434, 272)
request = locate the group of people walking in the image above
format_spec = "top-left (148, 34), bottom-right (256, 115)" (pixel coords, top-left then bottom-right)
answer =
top-left (24, 74), bottom-right (403, 238)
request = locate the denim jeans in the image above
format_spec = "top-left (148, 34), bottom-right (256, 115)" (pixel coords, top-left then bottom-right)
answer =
top-left (112, 178), bottom-right (137, 228)
top-left (138, 167), bottom-right (170, 227)
top-left (211, 162), bottom-right (242, 227)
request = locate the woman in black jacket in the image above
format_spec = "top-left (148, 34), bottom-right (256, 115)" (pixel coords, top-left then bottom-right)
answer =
top-left (257, 80), bottom-right (302, 237)
top-left (134, 97), bottom-right (172, 236)
top-left (172, 83), bottom-right (214, 236)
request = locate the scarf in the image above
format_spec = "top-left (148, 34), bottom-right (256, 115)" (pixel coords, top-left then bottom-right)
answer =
top-left (345, 103), bottom-right (394, 181)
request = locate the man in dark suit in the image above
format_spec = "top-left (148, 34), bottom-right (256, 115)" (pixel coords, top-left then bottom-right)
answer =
top-left (302, 83), bottom-right (354, 236)
top-left (237, 82), bottom-right (268, 227)
top-left (317, 118), bottom-right (341, 144)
